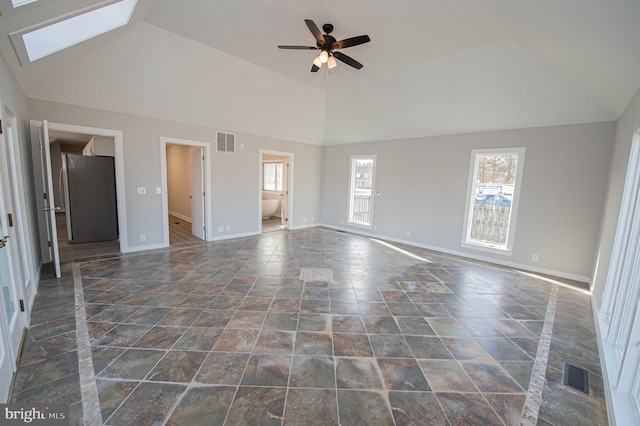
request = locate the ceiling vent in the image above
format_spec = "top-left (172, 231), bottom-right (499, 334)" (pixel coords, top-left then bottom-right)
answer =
top-left (216, 132), bottom-right (235, 153)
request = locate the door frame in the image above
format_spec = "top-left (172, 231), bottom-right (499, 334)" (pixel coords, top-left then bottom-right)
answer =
top-left (259, 149), bottom-right (294, 232)
top-left (31, 120), bottom-right (128, 260)
top-left (189, 146), bottom-right (206, 240)
top-left (160, 137), bottom-right (212, 244)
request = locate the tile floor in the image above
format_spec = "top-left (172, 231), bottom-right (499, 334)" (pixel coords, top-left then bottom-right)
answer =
top-left (10, 227), bottom-right (608, 425)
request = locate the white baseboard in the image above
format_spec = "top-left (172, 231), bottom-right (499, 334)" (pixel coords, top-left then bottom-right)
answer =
top-left (121, 242), bottom-right (169, 253)
top-left (168, 211), bottom-right (192, 223)
top-left (317, 223), bottom-right (590, 283)
top-left (210, 230), bottom-right (261, 241)
top-left (289, 223), bottom-right (318, 230)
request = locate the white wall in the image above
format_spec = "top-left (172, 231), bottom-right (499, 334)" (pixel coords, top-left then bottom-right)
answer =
top-left (320, 121), bottom-right (615, 281)
top-left (30, 22), bottom-right (327, 146)
top-left (166, 144), bottom-right (192, 220)
top-left (28, 98), bottom-right (323, 251)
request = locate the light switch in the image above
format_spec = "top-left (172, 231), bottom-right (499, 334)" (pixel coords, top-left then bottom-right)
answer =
top-left (156, 187), bottom-right (162, 194)
top-left (137, 187), bottom-right (146, 195)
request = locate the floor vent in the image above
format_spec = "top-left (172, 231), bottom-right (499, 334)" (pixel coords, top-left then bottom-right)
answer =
top-left (563, 363), bottom-right (589, 394)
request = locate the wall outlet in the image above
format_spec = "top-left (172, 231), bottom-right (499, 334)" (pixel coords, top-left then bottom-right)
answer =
top-left (156, 187), bottom-right (161, 194)
top-left (406, 231), bottom-right (411, 238)
top-left (139, 234), bottom-right (145, 241)
top-left (226, 225), bottom-right (231, 232)
top-left (137, 187), bottom-right (146, 195)
top-left (303, 217), bottom-right (308, 223)
top-left (217, 226), bottom-right (224, 233)
top-left (532, 254), bottom-right (539, 262)
top-left (373, 225), bottom-right (378, 231)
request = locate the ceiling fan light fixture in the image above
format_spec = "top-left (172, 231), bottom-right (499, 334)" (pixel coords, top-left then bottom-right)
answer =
top-left (319, 50), bottom-right (329, 63)
top-left (312, 56), bottom-right (323, 68)
top-left (327, 55), bottom-right (337, 69)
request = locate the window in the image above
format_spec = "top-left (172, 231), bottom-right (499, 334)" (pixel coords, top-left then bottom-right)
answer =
top-left (263, 162), bottom-right (283, 191)
top-left (462, 148), bottom-right (525, 253)
top-left (348, 155), bottom-right (376, 227)
top-left (9, 0), bottom-right (137, 64)
top-left (11, 0), bottom-right (37, 6)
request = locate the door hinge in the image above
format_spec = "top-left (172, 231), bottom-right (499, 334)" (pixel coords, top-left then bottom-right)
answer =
top-left (0, 120), bottom-right (3, 134)
top-left (39, 142), bottom-right (43, 151)
top-left (43, 193), bottom-right (47, 200)
top-left (19, 299), bottom-right (25, 312)
top-left (8, 213), bottom-right (13, 227)
top-left (47, 240), bottom-right (51, 247)
top-left (202, 156), bottom-right (205, 161)
top-left (202, 192), bottom-right (205, 197)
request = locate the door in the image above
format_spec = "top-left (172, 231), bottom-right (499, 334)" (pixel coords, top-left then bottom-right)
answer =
top-left (39, 120), bottom-right (61, 278)
top-left (0, 242), bottom-right (15, 402)
top-left (0, 168), bottom-right (26, 401)
top-left (281, 157), bottom-right (290, 229)
top-left (190, 147), bottom-right (205, 240)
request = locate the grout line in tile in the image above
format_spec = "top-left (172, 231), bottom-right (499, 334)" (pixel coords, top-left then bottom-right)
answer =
top-left (520, 284), bottom-right (559, 425)
top-left (72, 263), bottom-right (104, 425)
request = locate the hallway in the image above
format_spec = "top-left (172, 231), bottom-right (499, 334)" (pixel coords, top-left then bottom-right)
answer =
top-left (9, 228), bottom-right (607, 425)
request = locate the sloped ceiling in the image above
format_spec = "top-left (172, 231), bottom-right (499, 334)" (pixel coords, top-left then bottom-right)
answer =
top-left (1, 0), bottom-right (639, 145)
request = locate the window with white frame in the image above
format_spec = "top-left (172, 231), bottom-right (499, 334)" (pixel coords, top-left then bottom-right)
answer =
top-left (348, 155), bottom-right (376, 227)
top-left (462, 148), bottom-right (525, 253)
top-left (263, 162), bottom-right (283, 191)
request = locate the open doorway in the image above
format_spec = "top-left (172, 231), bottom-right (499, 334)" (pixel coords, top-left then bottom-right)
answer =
top-left (160, 137), bottom-right (212, 247)
top-left (48, 131), bottom-right (120, 263)
top-left (260, 150), bottom-right (293, 233)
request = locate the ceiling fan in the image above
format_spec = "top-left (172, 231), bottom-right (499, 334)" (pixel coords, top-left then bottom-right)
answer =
top-left (278, 19), bottom-right (370, 72)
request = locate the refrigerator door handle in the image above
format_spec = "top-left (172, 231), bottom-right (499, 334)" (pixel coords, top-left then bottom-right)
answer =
top-left (58, 166), bottom-right (65, 211)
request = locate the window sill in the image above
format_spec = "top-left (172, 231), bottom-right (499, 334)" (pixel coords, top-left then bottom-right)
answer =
top-left (461, 241), bottom-right (513, 256)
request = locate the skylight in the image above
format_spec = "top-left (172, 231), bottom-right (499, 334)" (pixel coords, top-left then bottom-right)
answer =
top-left (21, 0), bottom-right (137, 62)
top-left (11, 0), bottom-right (38, 7)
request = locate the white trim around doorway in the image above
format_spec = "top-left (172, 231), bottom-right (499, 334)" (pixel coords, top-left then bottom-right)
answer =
top-left (30, 120), bottom-right (128, 253)
top-left (160, 137), bottom-right (213, 245)
top-left (259, 149), bottom-right (294, 233)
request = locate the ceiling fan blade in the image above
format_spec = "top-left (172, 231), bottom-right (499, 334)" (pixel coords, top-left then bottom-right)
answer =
top-left (278, 45), bottom-right (318, 50)
top-left (333, 51), bottom-right (364, 69)
top-left (311, 64), bottom-right (320, 72)
top-left (332, 35), bottom-right (370, 50)
top-left (305, 19), bottom-right (325, 45)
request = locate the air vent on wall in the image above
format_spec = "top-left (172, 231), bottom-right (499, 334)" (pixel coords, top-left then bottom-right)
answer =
top-left (217, 132), bottom-right (235, 153)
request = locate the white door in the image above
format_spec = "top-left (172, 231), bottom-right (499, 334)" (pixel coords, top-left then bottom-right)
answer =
top-left (280, 157), bottom-right (291, 229)
top-left (0, 249), bottom-right (15, 402)
top-left (190, 147), bottom-right (205, 240)
top-left (0, 171), bottom-right (26, 401)
top-left (39, 121), bottom-right (61, 278)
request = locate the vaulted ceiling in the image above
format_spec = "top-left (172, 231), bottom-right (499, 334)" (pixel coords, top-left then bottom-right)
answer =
top-left (1, 0), bottom-right (639, 145)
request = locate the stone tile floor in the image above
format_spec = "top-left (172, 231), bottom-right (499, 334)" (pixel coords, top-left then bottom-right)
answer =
top-left (10, 227), bottom-right (608, 425)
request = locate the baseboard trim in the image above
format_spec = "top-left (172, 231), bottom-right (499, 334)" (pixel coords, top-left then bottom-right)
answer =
top-left (317, 223), bottom-right (590, 283)
top-left (168, 211), bottom-right (192, 224)
top-left (121, 242), bottom-right (168, 253)
top-left (210, 231), bottom-right (261, 241)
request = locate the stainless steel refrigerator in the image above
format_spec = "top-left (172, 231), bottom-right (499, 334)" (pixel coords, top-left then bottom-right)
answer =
top-left (61, 154), bottom-right (118, 244)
